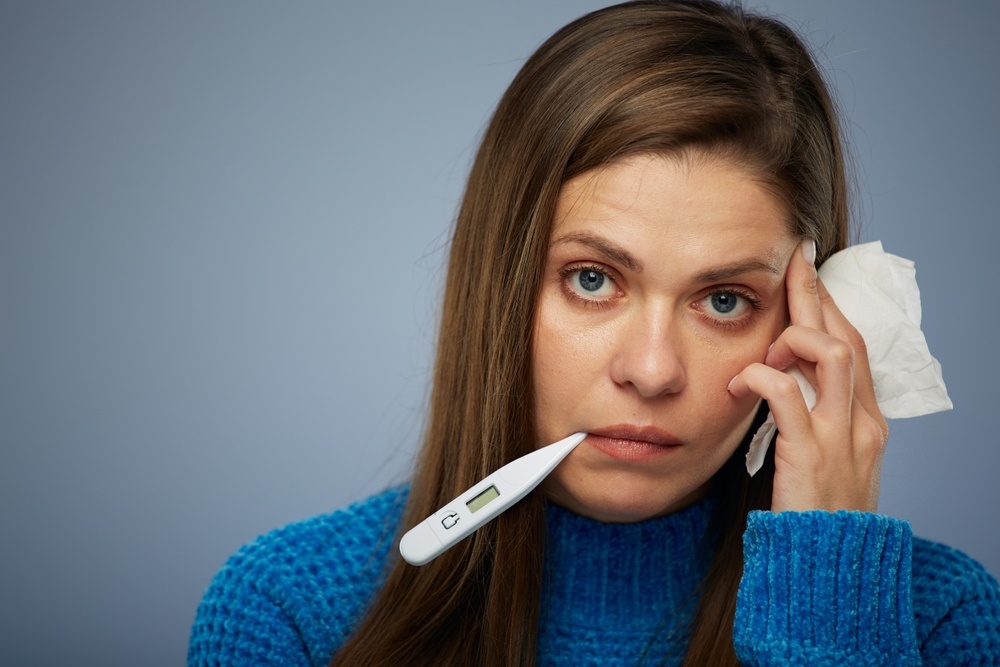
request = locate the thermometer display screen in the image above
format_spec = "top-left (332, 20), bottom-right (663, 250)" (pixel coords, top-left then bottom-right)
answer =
top-left (466, 485), bottom-right (500, 513)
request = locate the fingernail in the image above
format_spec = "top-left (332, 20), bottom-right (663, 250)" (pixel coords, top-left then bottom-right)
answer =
top-left (727, 375), bottom-right (738, 392)
top-left (802, 238), bottom-right (816, 266)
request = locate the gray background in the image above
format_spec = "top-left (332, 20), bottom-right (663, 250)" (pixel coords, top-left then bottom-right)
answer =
top-left (2, 2), bottom-right (998, 665)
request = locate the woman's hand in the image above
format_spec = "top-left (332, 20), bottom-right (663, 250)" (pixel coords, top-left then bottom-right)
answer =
top-left (728, 240), bottom-right (889, 513)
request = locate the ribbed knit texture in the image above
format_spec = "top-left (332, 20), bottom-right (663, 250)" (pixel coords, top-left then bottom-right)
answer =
top-left (537, 499), bottom-right (712, 664)
top-left (189, 488), bottom-right (1000, 665)
top-left (735, 510), bottom-right (918, 664)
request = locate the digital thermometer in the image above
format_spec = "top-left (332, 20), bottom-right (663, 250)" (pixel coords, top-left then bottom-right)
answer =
top-left (399, 432), bottom-right (587, 566)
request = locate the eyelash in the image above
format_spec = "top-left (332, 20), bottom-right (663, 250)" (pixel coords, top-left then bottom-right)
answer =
top-left (557, 263), bottom-right (621, 310)
top-left (698, 287), bottom-right (766, 331)
top-left (557, 263), bottom-right (766, 328)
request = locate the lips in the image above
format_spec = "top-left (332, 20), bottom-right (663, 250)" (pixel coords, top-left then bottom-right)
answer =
top-left (585, 424), bottom-right (682, 462)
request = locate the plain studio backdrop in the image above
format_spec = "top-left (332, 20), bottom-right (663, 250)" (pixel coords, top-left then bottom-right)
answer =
top-left (2, 1), bottom-right (998, 665)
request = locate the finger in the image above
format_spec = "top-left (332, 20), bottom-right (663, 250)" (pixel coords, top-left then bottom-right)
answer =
top-left (728, 362), bottom-right (813, 442)
top-left (850, 398), bottom-right (888, 511)
top-left (786, 239), bottom-right (824, 331)
top-left (816, 279), bottom-right (881, 418)
top-left (764, 324), bottom-right (855, 419)
top-left (848, 397), bottom-right (888, 459)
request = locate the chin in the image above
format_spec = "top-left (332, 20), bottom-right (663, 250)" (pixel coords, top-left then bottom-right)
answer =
top-left (546, 477), bottom-right (709, 523)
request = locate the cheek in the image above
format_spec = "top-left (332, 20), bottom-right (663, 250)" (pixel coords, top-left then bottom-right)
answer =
top-left (531, 287), bottom-right (614, 434)
top-left (699, 329), bottom-right (772, 382)
top-left (533, 285), bottom-right (600, 378)
top-left (694, 317), bottom-right (784, 419)
top-left (531, 292), bottom-right (573, 418)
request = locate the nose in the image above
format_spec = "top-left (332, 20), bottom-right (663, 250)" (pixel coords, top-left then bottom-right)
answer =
top-left (609, 308), bottom-right (687, 398)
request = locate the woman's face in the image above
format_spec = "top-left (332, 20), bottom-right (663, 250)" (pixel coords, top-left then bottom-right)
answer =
top-left (533, 152), bottom-right (799, 522)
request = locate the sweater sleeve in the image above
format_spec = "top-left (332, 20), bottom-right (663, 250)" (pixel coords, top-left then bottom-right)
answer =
top-left (733, 510), bottom-right (920, 666)
top-left (734, 511), bottom-right (1000, 666)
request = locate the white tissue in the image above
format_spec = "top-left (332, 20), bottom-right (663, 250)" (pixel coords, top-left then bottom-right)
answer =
top-left (745, 241), bottom-right (953, 476)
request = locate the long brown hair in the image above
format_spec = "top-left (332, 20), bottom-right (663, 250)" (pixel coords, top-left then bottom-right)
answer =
top-left (332, 1), bottom-right (850, 664)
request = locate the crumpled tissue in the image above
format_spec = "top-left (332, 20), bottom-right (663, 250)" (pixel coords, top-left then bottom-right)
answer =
top-left (745, 240), bottom-right (953, 476)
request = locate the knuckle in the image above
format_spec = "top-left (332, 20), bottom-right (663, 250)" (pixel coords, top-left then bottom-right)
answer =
top-left (827, 340), bottom-right (855, 366)
top-left (878, 417), bottom-right (890, 446)
top-left (857, 417), bottom-right (889, 454)
top-left (774, 374), bottom-right (802, 399)
top-left (802, 273), bottom-right (820, 297)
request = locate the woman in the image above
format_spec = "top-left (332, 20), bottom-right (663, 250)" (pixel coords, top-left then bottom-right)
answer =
top-left (189, 1), bottom-right (1000, 664)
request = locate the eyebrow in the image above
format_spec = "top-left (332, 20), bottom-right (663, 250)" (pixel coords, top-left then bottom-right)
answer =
top-left (552, 232), bottom-right (642, 272)
top-left (694, 259), bottom-right (782, 283)
top-left (552, 231), bottom-right (782, 282)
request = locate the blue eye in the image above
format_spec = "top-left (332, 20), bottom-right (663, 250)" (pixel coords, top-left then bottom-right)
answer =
top-left (577, 270), bottom-right (605, 292)
top-left (704, 291), bottom-right (748, 319)
top-left (564, 266), bottom-right (617, 300)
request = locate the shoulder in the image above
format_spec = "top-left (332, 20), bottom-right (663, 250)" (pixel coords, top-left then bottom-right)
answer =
top-left (911, 535), bottom-right (999, 602)
top-left (188, 486), bottom-right (408, 666)
top-left (909, 535), bottom-right (1000, 657)
top-left (222, 486), bottom-right (408, 598)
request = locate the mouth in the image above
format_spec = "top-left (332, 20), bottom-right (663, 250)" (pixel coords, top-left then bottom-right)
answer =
top-left (586, 424), bottom-right (683, 462)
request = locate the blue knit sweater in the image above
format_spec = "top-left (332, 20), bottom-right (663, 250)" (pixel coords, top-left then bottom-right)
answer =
top-left (188, 488), bottom-right (1000, 665)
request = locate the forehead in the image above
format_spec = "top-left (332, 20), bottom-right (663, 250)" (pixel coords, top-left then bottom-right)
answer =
top-left (552, 153), bottom-right (795, 272)
top-left (557, 152), bottom-right (790, 228)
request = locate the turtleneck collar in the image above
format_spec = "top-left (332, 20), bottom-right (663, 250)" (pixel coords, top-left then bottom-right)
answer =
top-left (540, 496), bottom-right (716, 633)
